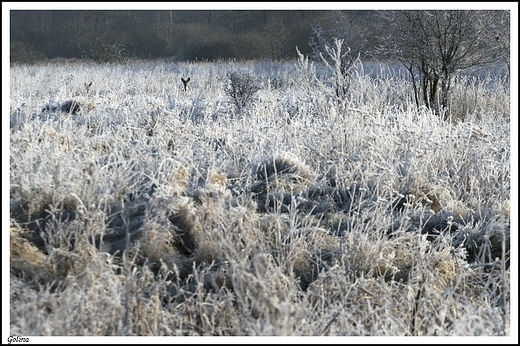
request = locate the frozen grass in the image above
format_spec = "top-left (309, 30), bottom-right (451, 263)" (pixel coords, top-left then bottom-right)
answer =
top-left (8, 59), bottom-right (511, 338)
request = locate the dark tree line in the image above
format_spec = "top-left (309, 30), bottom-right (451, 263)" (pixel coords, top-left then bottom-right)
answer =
top-left (10, 10), bottom-right (351, 63)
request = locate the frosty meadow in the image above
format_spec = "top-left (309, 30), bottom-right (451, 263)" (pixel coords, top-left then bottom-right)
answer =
top-left (9, 57), bottom-right (511, 336)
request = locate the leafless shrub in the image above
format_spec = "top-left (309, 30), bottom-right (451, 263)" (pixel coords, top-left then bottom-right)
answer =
top-left (225, 70), bottom-right (261, 112)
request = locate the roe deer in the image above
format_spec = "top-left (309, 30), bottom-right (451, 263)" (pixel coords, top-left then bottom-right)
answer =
top-left (181, 77), bottom-right (191, 91)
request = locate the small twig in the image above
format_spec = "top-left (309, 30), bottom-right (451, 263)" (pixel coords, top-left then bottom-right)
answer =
top-left (411, 277), bottom-right (425, 336)
top-left (318, 310), bottom-right (342, 336)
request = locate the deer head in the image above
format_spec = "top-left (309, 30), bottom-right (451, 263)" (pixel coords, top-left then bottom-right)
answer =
top-left (84, 81), bottom-right (92, 94)
top-left (181, 77), bottom-right (191, 91)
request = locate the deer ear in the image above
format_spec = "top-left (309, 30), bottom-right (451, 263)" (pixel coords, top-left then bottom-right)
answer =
top-left (181, 78), bottom-right (185, 83)
top-left (187, 77), bottom-right (190, 82)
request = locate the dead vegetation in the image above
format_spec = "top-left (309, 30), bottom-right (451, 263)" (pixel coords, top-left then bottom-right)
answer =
top-left (9, 60), bottom-right (511, 337)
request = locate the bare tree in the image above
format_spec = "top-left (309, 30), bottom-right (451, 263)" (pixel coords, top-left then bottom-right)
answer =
top-left (298, 38), bottom-right (360, 107)
top-left (308, 11), bottom-right (368, 102)
top-left (379, 10), bottom-right (509, 119)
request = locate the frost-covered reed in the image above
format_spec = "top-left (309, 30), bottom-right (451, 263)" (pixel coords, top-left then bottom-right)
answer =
top-left (8, 58), bottom-right (511, 338)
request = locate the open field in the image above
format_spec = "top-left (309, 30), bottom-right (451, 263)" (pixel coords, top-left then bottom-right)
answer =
top-left (7, 58), bottom-right (512, 338)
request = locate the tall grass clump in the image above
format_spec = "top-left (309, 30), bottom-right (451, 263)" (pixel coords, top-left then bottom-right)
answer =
top-left (8, 57), bottom-right (511, 338)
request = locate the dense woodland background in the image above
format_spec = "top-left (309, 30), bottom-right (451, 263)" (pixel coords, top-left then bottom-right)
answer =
top-left (9, 10), bottom-right (418, 63)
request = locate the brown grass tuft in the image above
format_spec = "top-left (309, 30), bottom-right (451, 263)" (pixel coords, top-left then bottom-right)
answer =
top-left (10, 223), bottom-right (48, 281)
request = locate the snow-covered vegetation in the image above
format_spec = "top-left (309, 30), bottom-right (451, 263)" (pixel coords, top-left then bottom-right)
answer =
top-left (9, 57), bottom-right (511, 337)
